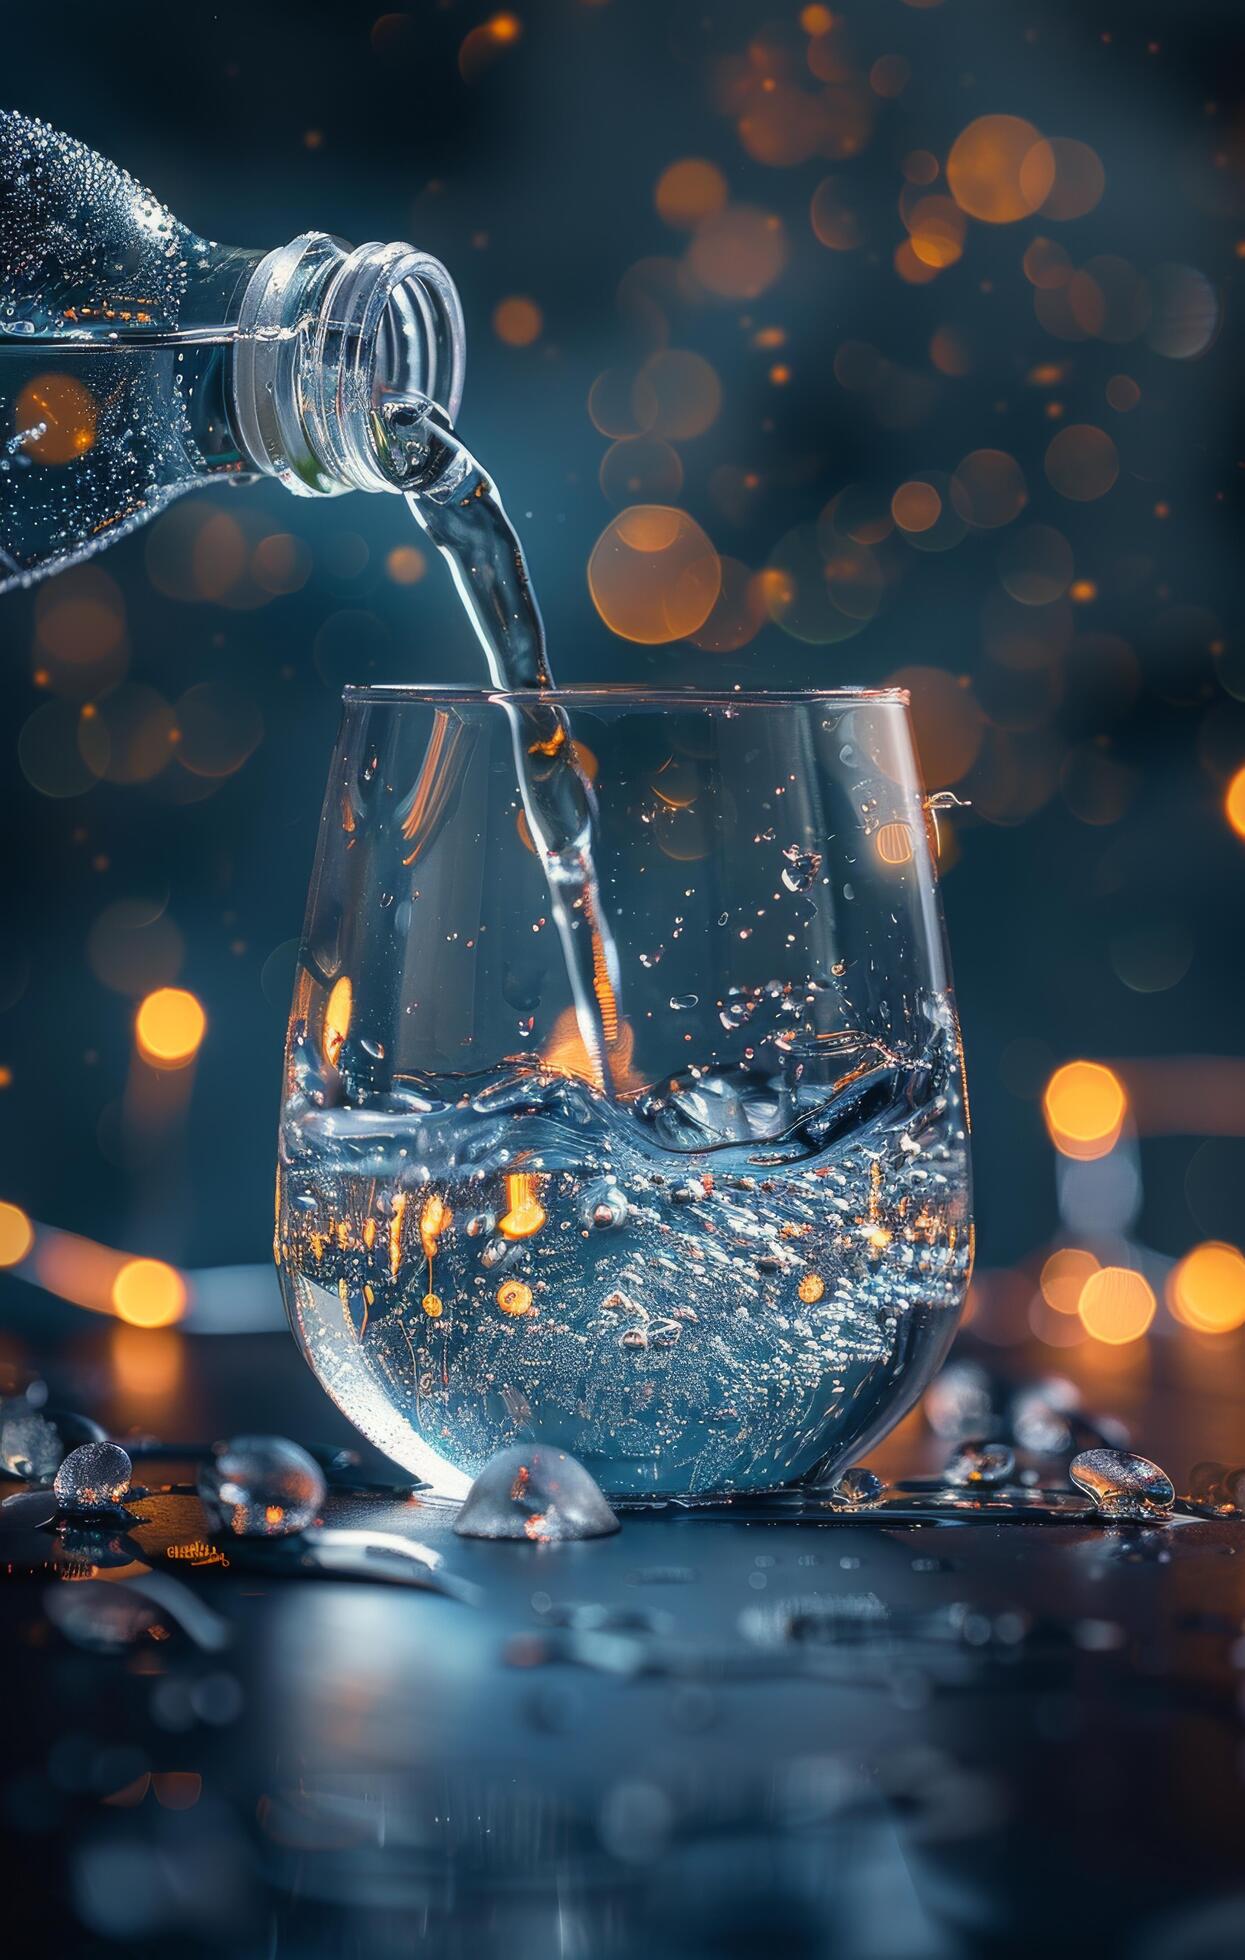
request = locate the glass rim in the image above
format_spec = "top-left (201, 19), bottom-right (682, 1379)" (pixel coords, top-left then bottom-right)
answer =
top-left (340, 683), bottom-right (911, 707)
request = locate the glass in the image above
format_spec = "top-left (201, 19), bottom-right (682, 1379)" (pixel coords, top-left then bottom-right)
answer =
top-left (276, 686), bottom-right (972, 1499)
top-left (1, 109), bottom-right (463, 594)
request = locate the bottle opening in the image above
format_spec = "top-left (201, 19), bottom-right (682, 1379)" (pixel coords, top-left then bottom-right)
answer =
top-left (232, 233), bottom-right (465, 497)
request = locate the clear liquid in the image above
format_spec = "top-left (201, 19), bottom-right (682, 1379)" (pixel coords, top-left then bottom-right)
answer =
top-left (375, 396), bottom-right (624, 1091)
top-left (278, 1013), bottom-right (969, 1498)
top-left (0, 329), bottom-right (241, 590)
top-left (277, 399), bottom-right (970, 1495)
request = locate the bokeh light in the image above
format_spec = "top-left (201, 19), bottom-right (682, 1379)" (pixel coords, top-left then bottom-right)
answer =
top-left (946, 116), bottom-right (1050, 224)
top-left (655, 158), bottom-right (728, 229)
top-left (1043, 1060), bottom-right (1127, 1159)
top-left (1168, 1242), bottom-right (1245, 1334)
top-left (14, 373), bottom-right (97, 462)
top-left (1225, 767), bottom-right (1245, 840)
top-left (135, 987), bottom-right (207, 1068)
top-left (111, 1256), bottom-right (188, 1328)
top-left (1020, 137), bottom-right (1105, 220)
top-left (0, 1201), bottom-right (34, 1268)
top-left (887, 665), bottom-right (984, 783)
top-left (1044, 425), bottom-right (1119, 501)
top-left (949, 449), bottom-right (1028, 529)
top-left (493, 296), bottom-right (543, 346)
top-left (688, 206), bottom-right (788, 298)
top-left (588, 506), bottom-right (721, 644)
top-left (1078, 1267), bottom-right (1156, 1345)
top-left (1040, 1246), bottom-right (1100, 1314)
top-left (632, 350), bottom-right (722, 439)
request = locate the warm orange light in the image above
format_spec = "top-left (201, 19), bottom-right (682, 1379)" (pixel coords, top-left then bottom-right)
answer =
top-left (110, 1324), bottom-right (184, 1399)
top-left (1225, 767), bottom-right (1245, 840)
top-left (688, 206), bottom-right (788, 299)
top-left (322, 976), bottom-right (352, 1068)
top-left (112, 1256), bottom-right (188, 1328)
top-left (386, 545), bottom-right (427, 585)
top-left (1169, 1241), bottom-right (1245, 1334)
top-left (1077, 1266), bottom-right (1155, 1345)
top-left (15, 373), bottom-right (98, 463)
top-left (493, 296), bottom-right (543, 346)
top-left (891, 480), bottom-right (942, 533)
top-left (497, 1279), bottom-right (535, 1317)
top-left (947, 116), bottom-right (1049, 224)
top-left (0, 1200), bottom-right (34, 1267)
top-left (1040, 1246), bottom-right (1100, 1314)
top-left (655, 158), bottom-right (728, 229)
top-left (588, 505), bottom-right (720, 644)
top-left (135, 988), bottom-right (206, 1068)
top-left (419, 1193), bottom-right (452, 1263)
top-left (498, 1173), bottom-right (547, 1241)
top-left (1043, 1060), bottom-right (1127, 1159)
top-left (874, 821), bottom-right (913, 865)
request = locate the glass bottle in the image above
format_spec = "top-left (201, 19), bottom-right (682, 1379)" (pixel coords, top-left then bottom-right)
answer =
top-left (0, 109), bottom-right (463, 594)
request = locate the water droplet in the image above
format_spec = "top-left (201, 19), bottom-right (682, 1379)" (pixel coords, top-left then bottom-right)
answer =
top-left (781, 846), bottom-right (823, 894)
top-left (0, 1404), bottom-right (105, 1481)
top-left (831, 1466), bottom-right (884, 1505)
top-left (198, 1436), bottom-right (326, 1537)
top-left (945, 1440), bottom-right (1016, 1488)
top-left (53, 1441), bottom-right (132, 1513)
top-left (578, 1180), bottom-right (629, 1231)
top-left (1069, 1448), bottom-right (1174, 1521)
top-left (453, 1444), bottom-right (619, 1542)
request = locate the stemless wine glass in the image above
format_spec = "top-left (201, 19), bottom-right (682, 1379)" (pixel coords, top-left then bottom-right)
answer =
top-left (276, 686), bottom-right (972, 1499)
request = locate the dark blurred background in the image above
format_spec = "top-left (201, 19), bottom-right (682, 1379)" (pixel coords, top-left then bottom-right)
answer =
top-left (1, 0), bottom-right (1241, 1399)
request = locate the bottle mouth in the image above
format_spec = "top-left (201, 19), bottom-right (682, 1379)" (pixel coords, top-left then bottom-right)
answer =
top-left (233, 233), bottom-right (466, 497)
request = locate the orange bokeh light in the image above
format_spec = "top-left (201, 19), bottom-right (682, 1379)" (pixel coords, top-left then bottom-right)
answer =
top-left (1168, 1242), bottom-right (1245, 1334)
top-left (588, 505), bottom-right (721, 644)
top-left (1224, 767), bottom-right (1245, 839)
top-left (1040, 1246), bottom-right (1100, 1314)
top-left (15, 373), bottom-right (98, 464)
top-left (0, 1200), bottom-right (34, 1267)
top-left (135, 988), bottom-right (206, 1068)
top-left (891, 481), bottom-right (942, 533)
top-left (1042, 1060), bottom-right (1127, 1159)
top-left (655, 158), bottom-right (728, 230)
top-left (493, 296), bottom-right (543, 346)
top-left (1078, 1267), bottom-right (1155, 1345)
top-left (947, 116), bottom-right (1050, 224)
top-left (112, 1256), bottom-right (188, 1329)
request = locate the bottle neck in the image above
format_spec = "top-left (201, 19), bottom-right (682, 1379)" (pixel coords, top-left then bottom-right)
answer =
top-left (231, 232), bottom-right (465, 497)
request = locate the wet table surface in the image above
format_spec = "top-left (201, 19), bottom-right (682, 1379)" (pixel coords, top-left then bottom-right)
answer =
top-left (4, 1326), bottom-right (1245, 1960)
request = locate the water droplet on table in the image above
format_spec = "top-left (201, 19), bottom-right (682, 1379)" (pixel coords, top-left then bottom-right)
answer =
top-left (1069, 1447), bottom-right (1174, 1521)
top-left (198, 1435), bottom-right (326, 1537)
top-left (945, 1440), bottom-right (1016, 1489)
top-left (454, 1443), bottom-right (620, 1542)
top-left (53, 1440), bottom-right (132, 1513)
top-left (828, 1466), bottom-right (884, 1505)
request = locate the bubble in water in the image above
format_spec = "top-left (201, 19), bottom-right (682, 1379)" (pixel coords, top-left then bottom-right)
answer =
top-left (718, 985), bottom-right (760, 1032)
top-left (781, 846), bottom-right (823, 894)
top-left (198, 1435), bottom-right (326, 1537)
top-left (453, 1443), bottom-right (620, 1542)
top-left (945, 1440), bottom-right (1016, 1488)
top-left (578, 1181), bottom-right (630, 1232)
top-left (53, 1441), bottom-right (132, 1512)
top-left (1069, 1447), bottom-right (1174, 1521)
top-left (830, 1466), bottom-right (884, 1505)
